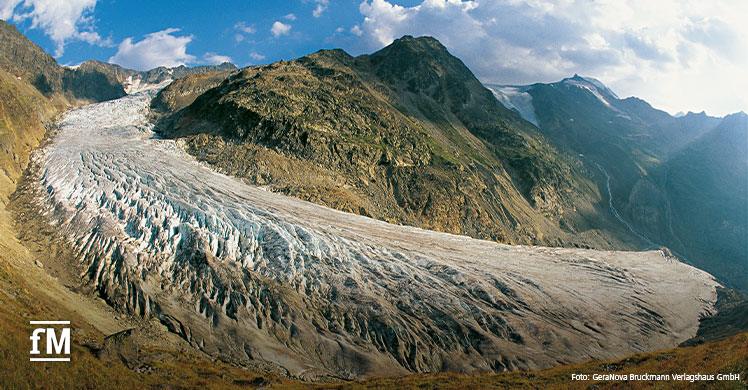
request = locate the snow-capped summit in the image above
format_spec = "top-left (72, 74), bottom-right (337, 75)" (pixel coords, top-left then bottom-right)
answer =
top-left (560, 74), bottom-right (619, 105)
top-left (486, 75), bottom-right (627, 126)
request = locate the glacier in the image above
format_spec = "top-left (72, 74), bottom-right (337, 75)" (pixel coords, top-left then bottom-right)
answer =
top-left (487, 85), bottom-right (540, 126)
top-left (31, 90), bottom-right (718, 379)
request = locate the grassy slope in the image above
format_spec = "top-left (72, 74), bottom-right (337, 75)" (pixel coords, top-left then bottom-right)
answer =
top-left (0, 69), bottom-right (57, 204)
top-left (312, 332), bottom-right (748, 389)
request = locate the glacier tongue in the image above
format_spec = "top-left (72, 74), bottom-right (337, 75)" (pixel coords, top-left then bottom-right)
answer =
top-left (34, 91), bottom-right (717, 378)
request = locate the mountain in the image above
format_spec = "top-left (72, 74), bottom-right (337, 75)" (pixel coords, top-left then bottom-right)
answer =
top-left (489, 75), bottom-right (681, 197)
top-left (156, 36), bottom-right (633, 249)
top-left (0, 20), bottom-right (64, 94)
top-left (0, 20), bottom-right (68, 205)
top-left (658, 113), bottom-right (748, 289)
top-left (0, 20), bottom-right (126, 102)
top-left (73, 60), bottom-right (237, 93)
top-left (1, 19), bottom-right (237, 100)
top-left (488, 77), bottom-right (747, 290)
top-left (488, 76), bottom-right (719, 202)
top-left (0, 19), bottom-right (236, 203)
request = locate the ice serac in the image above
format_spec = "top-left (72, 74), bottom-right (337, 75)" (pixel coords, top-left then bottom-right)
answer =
top-left (34, 91), bottom-right (718, 379)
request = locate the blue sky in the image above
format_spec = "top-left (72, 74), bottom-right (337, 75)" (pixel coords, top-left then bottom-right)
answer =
top-left (2, 0), bottom-right (746, 116)
top-left (7, 0), bottom-right (392, 67)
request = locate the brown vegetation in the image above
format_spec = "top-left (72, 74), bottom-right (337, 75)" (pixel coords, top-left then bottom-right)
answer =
top-left (313, 332), bottom-right (748, 389)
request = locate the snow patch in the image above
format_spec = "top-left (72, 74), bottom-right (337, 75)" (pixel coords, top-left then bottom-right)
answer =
top-left (123, 75), bottom-right (172, 94)
top-left (563, 78), bottom-right (615, 107)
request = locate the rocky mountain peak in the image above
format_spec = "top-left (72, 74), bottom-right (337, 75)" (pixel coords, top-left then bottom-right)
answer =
top-left (366, 35), bottom-right (467, 82)
top-left (370, 35), bottom-right (452, 61)
top-left (363, 34), bottom-right (508, 121)
top-left (391, 35), bottom-right (445, 49)
top-left (303, 48), bottom-right (354, 66)
top-left (719, 111), bottom-right (748, 133)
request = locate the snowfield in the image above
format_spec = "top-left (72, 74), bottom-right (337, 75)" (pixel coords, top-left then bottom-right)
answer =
top-left (34, 91), bottom-right (718, 378)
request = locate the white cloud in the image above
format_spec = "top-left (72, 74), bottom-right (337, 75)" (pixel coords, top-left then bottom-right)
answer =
top-left (233, 21), bottom-right (257, 43)
top-left (108, 28), bottom-right (196, 71)
top-left (249, 51), bottom-right (266, 61)
top-left (203, 52), bottom-right (232, 65)
top-left (284, 13), bottom-right (297, 21)
top-left (271, 21), bottom-right (291, 37)
top-left (3, 0), bottom-right (109, 56)
top-left (355, 0), bottom-right (748, 115)
top-left (1, 1), bottom-right (18, 19)
top-left (234, 21), bottom-right (256, 34)
top-left (313, 0), bottom-right (329, 18)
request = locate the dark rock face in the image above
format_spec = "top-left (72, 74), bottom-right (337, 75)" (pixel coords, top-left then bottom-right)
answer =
top-left (62, 66), bottom-right (128, 102)
top-left (157, 36), bottom-right (624, 249)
